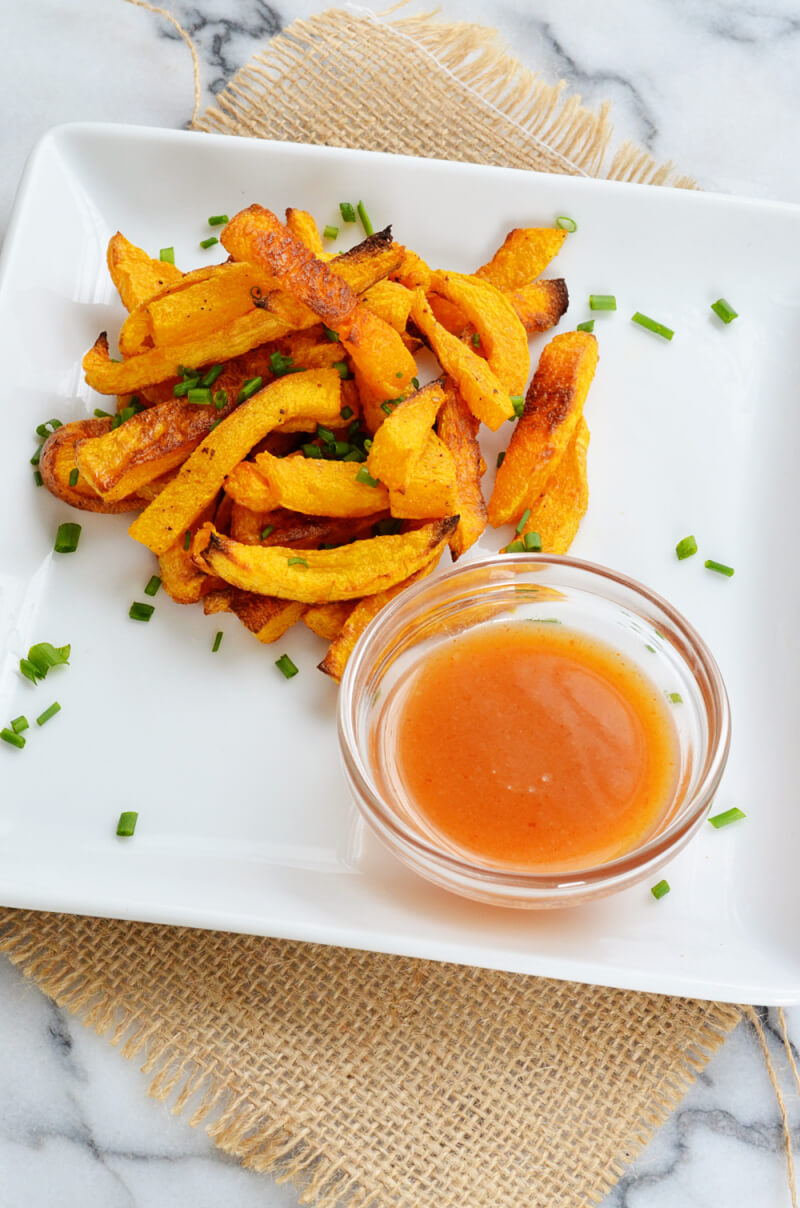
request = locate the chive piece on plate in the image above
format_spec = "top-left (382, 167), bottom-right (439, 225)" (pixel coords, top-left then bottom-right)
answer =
top-left (356, 201), bottom-right (374, 236)
top-left (650, 879), bottom-right (671, 900)
top-left (94, 408), bottom-right (112, 418)
top-left (68, 468), bottom-right (79, 487)
top-left (238, 375), bottom-right (264, 401)
top-left (116, 810), bottom-right (139, 837)
top-left (524, 531), bottom-right (542, 551)
top-left (33, 470), bottom-right (43, 486)
top-left (208, 214), bottom-right (229, 226)
top-left (510, 395), bottom-right (525, 418)
top-left (675, 535), bottom-right (698, 560)
top-left (589, 294), bottom-right (616, 311)
top-left (577, 320), bottom-right (595, 333)
top-left (212, 630), bottom-right (223, 653)
top-left (711, 298), bottom-right (738, 324)
top-left (496, 451), bottom-right (505, 469)
top-left (200, 364), bottom-right (224, 388)
top-left (555, 215), bottom-right (578, 232)
top-left (666, 691), bottom-right (683, 704)
top-left (54, 522), bottom-right (81, 553)
top-left (36, 701), bottom-right (60, 727)
top-left (516, 508), bottom-right (531, 534)
top-left (26, 642), bottom-right (70, 679)
top-left (144, 575), bottom-right (161, 597)
top-left (705, 559), bottom-right (734, 577)
top-left (159, 247), bottom-right (175, 264)
top-left (187, 387), bottom-right (212, 405)
top-left (323, 224), bottom-right (339, 240)
top-left (275, 653), bottom-right (299, 679)
top-left (199, 236), bottom-right (219, 249)
top-left (708, 807), bottom-right (746, 829)
top-left (340, 405), bottom-right (354, 421)
top-left (504, 540), bottom-right (525, 554)
top-left (355, 467), bottom-right (380, 487)
top-left (632, 311), bottom-right (674, 341)
top-left (11, 715), bottom-right (29, 734)
top-left (129, 601), bottom-right (155, 622)
top-left (213, 389), bottom-right (228, 411)
top-left (339, 202), bottom-right (356, 223)
top-left (1, 728), bottom-right (25, 749)
top-left (287, 556), bottom-right (309, 568)
top-left (260, 524), bottom-right (275, 540)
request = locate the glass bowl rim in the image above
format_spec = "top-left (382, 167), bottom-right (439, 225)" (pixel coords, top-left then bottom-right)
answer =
top-left (337, 552), bottom-right (731, 891)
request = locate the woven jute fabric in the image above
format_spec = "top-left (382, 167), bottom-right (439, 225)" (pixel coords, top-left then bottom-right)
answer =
top-left (1, 9), bottom-right (742, 1208)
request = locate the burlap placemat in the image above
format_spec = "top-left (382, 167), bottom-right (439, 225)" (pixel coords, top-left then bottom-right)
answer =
top-left (1, 9), bottom-right (751, 1207)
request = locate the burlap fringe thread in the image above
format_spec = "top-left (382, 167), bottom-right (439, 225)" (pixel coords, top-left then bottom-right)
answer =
top-left (5, 5), bottom-right (794, 1206)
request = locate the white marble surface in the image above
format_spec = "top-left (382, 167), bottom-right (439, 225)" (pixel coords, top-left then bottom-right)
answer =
top-left (3, 2), bottom-right (800, 1205)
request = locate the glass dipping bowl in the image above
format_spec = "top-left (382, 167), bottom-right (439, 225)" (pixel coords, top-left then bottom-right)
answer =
top-left (338, 554), bottom-right (730, 908)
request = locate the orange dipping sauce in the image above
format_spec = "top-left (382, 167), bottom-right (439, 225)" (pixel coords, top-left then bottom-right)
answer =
top-left (382, 622), bottom-right (679, 872)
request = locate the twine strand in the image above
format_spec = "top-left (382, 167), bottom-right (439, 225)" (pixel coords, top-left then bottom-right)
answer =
top-left (746, 1007), bottom-right (798, 1208)
top-left (123, 0), bottom-right (201, 126)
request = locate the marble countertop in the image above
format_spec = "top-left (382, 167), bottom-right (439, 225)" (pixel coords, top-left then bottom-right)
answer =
top-left (3, 2), bottom-right (800, 1205)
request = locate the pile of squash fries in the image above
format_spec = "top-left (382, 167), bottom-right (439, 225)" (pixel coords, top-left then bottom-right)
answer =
top-left (40, 203), bottom-right (597, 679)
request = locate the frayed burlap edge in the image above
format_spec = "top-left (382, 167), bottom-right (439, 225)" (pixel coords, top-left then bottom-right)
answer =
top-left (193, 8), bottom-right (697, 191)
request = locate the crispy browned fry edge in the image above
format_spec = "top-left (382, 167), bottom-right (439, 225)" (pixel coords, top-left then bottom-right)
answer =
top-left (517, 417), bottom-right (590, 555)
top-left (205, 587), bottom-right (308, 643)
top-left (39, 418), bottom-right (151, 513)
top-left (507, 279), bottom-right (569, 334)
top-left (437, 384), bottom-right (488, 559)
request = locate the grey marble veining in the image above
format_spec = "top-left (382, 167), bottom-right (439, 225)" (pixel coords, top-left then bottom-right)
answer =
top-left (3, 1), bottom-right (800, 1205)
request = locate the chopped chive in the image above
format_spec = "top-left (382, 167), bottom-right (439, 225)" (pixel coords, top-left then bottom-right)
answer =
top-left (288, 556), bottom-right (309, 568)
top-left (650, 879), bottom-right (671, 900)
top-left (200, 364), bottom-right (224, 388)
top-left (523, 531), bottom-right (542, 551)
top-left (323, 224), bottom-right (339, 240)
top-left (119, 406), bottom-right (136, 423)
top-left (200, 236), bottom-right (219, 249)
top-left (340, 405), bottom-right (354, 420)
top-left (510, 395), bottom-right (525, 418)
top-left (362, 438), bottom-right (372, 451)
top-left (275, 653), bottom-right (299, 679)
top-left (395, 370), bottom-right (403, 379)
top-left (212, 630), bottom-right (223, 653)
top-left (516, 508), bottom-right (531, 534)
top-left (30, 447), bottom-right (42, 466)
top-left (589, 295), bottom-right (616, 311)
top-left (555, 215), bottom-right (578, 232)
top-left (332, 441), bottom-right (351, 457)
top-left (339, 202), bottom-right (356, 223)
top-left (213, 389), bottom-right (228, 410)
top-left (260, 524), bottom-right (275, 540)
top-left (315, 425), bottom-right (334, 445)
top-left (380, 401), bottom-right (394, 416)
top-left (129, 601), bottom-right (154, 622)
top-left (116, 811), bottom-right (138, 837)
top-left (342, 448), bottom-right (365, 462)
top-left (111, 415), bottom-right (122, 429)
top-left (129, 396), bottom-right (144, 414)
top-left (188, 387), bottom-right (213, 405)
top-left (356, 201), bottom-right (373, 236)
top-left (645, 644), bottom-right (656, 653)
top-left (373, 518), bottom-right (403, 536)
top-left (144, 575), bottom-right (161, 597)
top-left (711, 298), bottom-right (738, 324)
top-left (208, 214), bottom-right (229, 226)
top-left (173, 380), bottom-right (195, 397)
top-left (10, 716), bottom-right (28, 734)
top-left (333, 361), bottom-right (352, 379)
top-left (319, 542), bottom-right (337, 549)
top-left (708, 807), bottom-right (746, 829)
top-left (33, 470), bottom-right (43, 487)
top-left (355, 467), bottom-right (380, 487)
top-left (36, 701), bottom-right (60, 727)
top-left (94, 408), bottom-right (112, 418)
top-left (666, 691), bottom-right (683, 704)
top-left (159, 247), bottom-right (175, 264)
top-left (54, 522), bottom-right (81, 554)
top-left (504, 539), bottom-right (525, 553)
top-left (323, 324), bottom-right (340, 342)
top-left (705, 559), bottom-right (734, 577)
top-left (675, 535), bottom-right (698, 560)
top-left (411, 376), bottom-right (420, 390)
top-left (209, 419), bottom-right (221, 432)
top-left (183, 530), bottom-right (191, 551)
top-left (496, 450), bottom-right (505, 468)
top-left (270, 352), bottom-right (300, 377)
top-left (1, 728), bottom-right (25, 749)
top-left (472, 332), bottom-right (480, 348)
top-left (36, 419), bottom-right (62, 439)
top-left (577, 320), bottom-right (595, 333)
top-left (66, 468), bottom-right (79, 488)
top-left (302, 443), bottom-right (323, 459)
top-left (238, 375), bottom-right (263, 401)
top-left (632, 311), bottom-right (674, 341)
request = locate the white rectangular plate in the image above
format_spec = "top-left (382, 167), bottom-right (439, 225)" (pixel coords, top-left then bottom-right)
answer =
top-left (2, 124), bottom-right (799, 1004)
